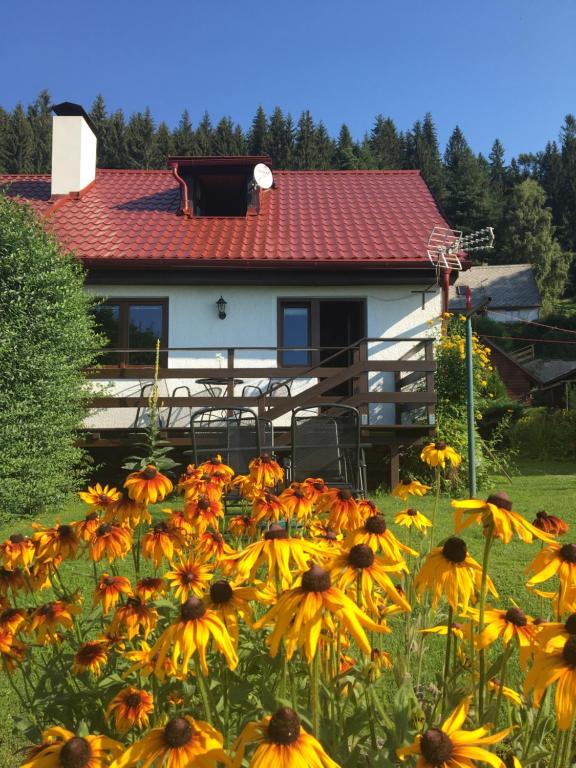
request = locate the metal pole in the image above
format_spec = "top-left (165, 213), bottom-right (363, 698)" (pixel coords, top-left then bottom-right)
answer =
top-left (465, 315), bottom-right (477, 498)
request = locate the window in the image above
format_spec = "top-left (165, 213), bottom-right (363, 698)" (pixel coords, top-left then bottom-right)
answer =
top-left (93, 299), bottom-right (168, 366)
top-left (279, 303), bottom-right (311, 366)
top-left (456, 285), bottom-right (469, 296)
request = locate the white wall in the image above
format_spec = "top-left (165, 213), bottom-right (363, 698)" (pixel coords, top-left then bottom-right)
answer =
top-left (85, 282), bottom-right (440, 428)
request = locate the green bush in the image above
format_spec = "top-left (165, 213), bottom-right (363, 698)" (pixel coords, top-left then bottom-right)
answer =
top-left (0, 194), bottom-right (102, 516)
top-left (510, 408), bottom-right (576, 459)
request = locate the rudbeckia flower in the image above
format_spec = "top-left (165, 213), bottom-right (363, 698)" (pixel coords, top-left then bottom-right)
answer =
top-left (394, 507), bottom-right (432, 534)
top-left (111, 596), bottom-right (158, 640)
top-left (390, 477), bottom-right (431, 501)
top-left (532, 510), bottom-right (569, 537)
top-left (123, 640), bottom-right (178, 682)
top-left (206, 579), bottom-right (257, 645)
top-left (228, 515), bottom-right (258, 538)
top-left (222, 525), bottom-right (321, 589)
top-left (487, 678), bottom-right (523, 706)
top-left (124, 464), bottom-right (173, 505)
top-left (301, 477), bottom-right (328, 502)
top-left (28, 600), bottom-right (81, 644)
top-left (0, 628), bottom-right (26, 672)
top-left (534, 612), bottom-right (576, 650)
top-left (134, 577), bottom-right (166, 602)
top-left (93, 574), bottom-right (132, 615)
top-left (199, 454), bottom-right (235, 482)
top-left (107, 490), bottom-right (149, 526)
top-left (78, 483), bottom-right (122, 509)
top-left (329, 543), bottom-right (410, 615)
top-left (27, 562), bottom-right (51, 592)
top-left (474, 605), bottom-right (537, 669)
top-left (73, 511), bottom-right (102, 542)
top-left (254, 564), bottom-right (388, 662)
top-left (142, 521), bottom-right (186, 568)
top-left (420, 440), bottom-right (461, 469)
top-left (183, 472), bottom-right (226, 503)
top-left (525, 634), bottom-right (576, 730)
top-left (415, 537), bottom-right (497, 612)
top-left (73, 641), bottom-right (109, 676)
top-left (231, 474), bottom-right (261, 502)
top-left (346, 515), bottom-right (418, 564)
top-left (150, 596), bottom-right (238, 676)
top-left (21, 727), bottom-right (122, 768)
top-left (279, 484), bottom-right (314, 523)
top-left (184, 494), bottom-right (224, 533)
top-left (308, 521), bottom-right (342, 545)
top-left (165, 556), bottom-right (213, 602)
top-left (106, 686), bottom-right (154, 734)
top-left (249, 454), bottom-right (284, 487)
top-left (526, 542), bottom-right (576, 615)
top-left (0, 533), bottom-right (35, 569)
top-left (109, 715), bottom-right (229, 768)
top-left (397, 696), bottom-right (509, 767)
top-left (89, 523), bottom-right (132, 564)
top-left (317, 489), bottom-right (361, 533)
top-left (34, 522), bottom-right (80, 563)
top-left (0, 566), bottom-right (27, 598)
top-left (195, 531), bottom-right (236, 566)
top-left (252, 491), bottom-right (286, 524)
top-left (0, 606), bottom-right (27, 633)
top-left (452, 492), bottom-right (555, 545)
top-left (233, 707), bottom-right (339, 768)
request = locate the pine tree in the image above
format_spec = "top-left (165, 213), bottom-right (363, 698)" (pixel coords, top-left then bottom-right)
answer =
top-left (125, 108), bottom-right (155, 169)
top-left (294, 110), bottom-right (317, 169)
top-left (213, 116), bottom-right (238, 155)
top-left (172, 110), bottom-right (196, 156)
top-left (559, 114), bottom-right (576, 251)
top-left (4, 104), bottom-right (34, 173)
top-left (419, 114), bottom-right (445, 199)
top-left (538, 141), bottom-right (563, 227)
top-left (151, 122), bottom-right (173, 169)
top-left (195, 112), bottom-right (213, 155)
top-left (335, 124), bottom-right (359, 169)
top-left (0, 107), bottom-right (10, 173)
top-left (502, 178), bottom-right (571, 304)
top-left (233, 124), bottom-right (247, 155)
top-left (27, 90), bottom-right (52, 173)
top-left (443, 126), bottom-right (491, 232)
top-left (314, 121), bottom-right (336, 169)
top-left (89, 94), bottom-right (115, 168)
top-left (107, 110), bottom-right (128, 168)
top-left (369, 115), bottom-right (402, 169)
top-left (487, 139), bottom-right (508, 256)
top-left (267, 108), bottom-right (293, 168)
top-left (247, 106), bottom-right (268, 155)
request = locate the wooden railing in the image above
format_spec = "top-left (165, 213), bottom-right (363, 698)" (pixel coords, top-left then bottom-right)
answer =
top-left (86, 337), bottom-right (436, 428)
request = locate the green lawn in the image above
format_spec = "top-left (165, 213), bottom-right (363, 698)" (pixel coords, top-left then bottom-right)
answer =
top-left (0, 459), bottom-right (573, 766)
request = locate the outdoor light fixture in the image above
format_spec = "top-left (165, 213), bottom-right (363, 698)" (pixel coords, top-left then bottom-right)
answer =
top-left (216, 296), bottom-right (227, 319)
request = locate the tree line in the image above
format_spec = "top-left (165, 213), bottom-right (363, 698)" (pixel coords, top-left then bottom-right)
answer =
top-left (1, 90), bottom-right (575, 304)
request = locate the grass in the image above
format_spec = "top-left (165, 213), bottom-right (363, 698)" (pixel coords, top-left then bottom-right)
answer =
top-left (0, 458), bottom-right (574, 766)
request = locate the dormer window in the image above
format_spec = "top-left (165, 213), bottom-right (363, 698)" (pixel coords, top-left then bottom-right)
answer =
top-left (169, 155), bottom-right (272, 218)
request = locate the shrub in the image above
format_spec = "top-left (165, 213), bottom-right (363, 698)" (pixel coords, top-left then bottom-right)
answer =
top-left (510, 407), bottom-right (576, 459)
top-left (0, 194), bottom-right (102, 516)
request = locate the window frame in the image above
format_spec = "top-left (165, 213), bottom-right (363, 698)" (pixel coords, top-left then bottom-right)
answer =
top-left (94, 297), bottom-right (169, 368)
top-left (277, 301), bottom-right (314, 367)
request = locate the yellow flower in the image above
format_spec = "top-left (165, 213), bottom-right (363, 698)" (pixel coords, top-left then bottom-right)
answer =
top-left (397, 696), bottom-right (510, 767)
top-left (124, 464), bottom-right (173, 504)
top-left (73, 641), bottom-right (109, 676)
top-left (0, 533), bottom-right (36, 569)
top-left (394, 507), bottom-right (432, 534)
top-left (526, 542), bottom-right (576, 616)
top-left (21, 727), bottom-right (122, 768)
top-left (111, 596), bottom-right (158, 641)
top-left (525, 634), bottom-right (576, 730)
top-left (165, 556), bottom-right (213, 602)
top-left (249, 454), bottom-right (284, 487)
top-left (474, 605), bottom-right (536, 669)
top-left (94, 574), bottom-right (132, 615)
top-left (316, 488), bottom-right (362, 533)
top-left (421, 441), bottom-right (461, 469)
top-left (142, 521), bottom-right (186, 568)
top-left (233, 708), bottom-right (339, 767)
top-left (89, 523), bottom-right (132, 563)
top-left (78, 483), bottom-right (121, 509)
top-left (390, 478), bottom-right (431, 501)
top-left (28, 600), bottom-right (81, 644)
top-left (345, 515), bottom-right (418, 564)
top-left (106, 686), bottom-right (154, 734)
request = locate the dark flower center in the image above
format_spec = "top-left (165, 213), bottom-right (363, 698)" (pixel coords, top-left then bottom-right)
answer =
top-left (562, 635), bottom-right (576, 667)
top-left (142, 466), bottom-right (158, 479)
top-left (9, 534), bottom-right (25, 544)
top-left (86, 512), bottom-right (99, 521)
top-left (292, 488), bottom-right (306, 499)
top-left (1, 608), bottom-right (19, 622)
top-left (211, 456), bottom-right (223, 465)
top-left (59, 524), bottom-right (74, 539)
top-left (407, 508), bottom-right (418, 516)
top-left (560, 544), bottom-right (576, 564)
top-left (154, 522), bottom-right (169, 533)
top-left (365, 515), bottom-right (387, 534)
top-left (337, 489), bottom-right (353, 501)
top-left (197, 496), bottom-right (211, 510)
top-left (163, 716), bottom-right (193, 748)
top-left (103, 576), bottom-right (116, 587)
top-left (486, 491), bottom-right (512, 511)
top-left (348, 544), bottom-right (375, 569)
top-left (401, 477), bottom-right (412, 485)
top-left (180, 596), bottom-right (207, 621)
top-left (39, 603), bottom-right (55, 618)
top-left (96, 524), bottom-right (112, 537)
top-left (125, 692), bottom-right (142, 708)
top-left (98, 494), bottom-right (111, 504)
top-left (267, 707), bottom-right (301, 745)
top-left (442, 537), bottom-right (467, 564)
top-left (505, 607), bottom-right (527, 627)
top-left (313, 481), bottom-right (325, 491)
top-left (301, 565), bottom-right (331, 593)
top-left (127, 597), bottom-right (142, 608)
top-left (210, 580), bottom-right (233, 604)
top-left (420, 728), bottom-right (453, 764)
top-left (435, 441), bottom-right (447, 450)
top-left (325, 531), bottom-right (337, 541)
top-left (181, 571), bottom-right (197, 584)
top-left (59, 737), bottom-right (91, 768)
top-left (564, 613), bottom-right (576, 635)
top-left (264, 524), bottom-right (288, 540)
top-left (242, 516), bottom-right (252, 525)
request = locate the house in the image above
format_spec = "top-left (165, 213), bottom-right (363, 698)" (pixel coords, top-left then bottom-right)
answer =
top-left (0, 102), bottom-right (460, 486)
top-left (523, 359), bottom-right (576, 408)
top-left (449, 264), bottom-right (541, 322)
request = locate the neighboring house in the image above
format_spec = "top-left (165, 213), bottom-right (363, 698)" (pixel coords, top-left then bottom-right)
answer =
top-left (482, 339), bottom-right (540, 401)
top-left (0, 102), bottom-right (460, 484)
top-left (523, 359), bottom-right (576, 408)
top-left (450, 264), bottom-right (541, 322)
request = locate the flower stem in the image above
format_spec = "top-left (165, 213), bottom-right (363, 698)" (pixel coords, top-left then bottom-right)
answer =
top-left (493, 643), bottom-right (513, 726)
top-left (560, 710), bottom-right (576, 768)
top-left (478, 521), bottom-right (495, 721)
top-left (428, 467), bottom-right (441, 553)
top-left (310, 652), bottom-right (321, 738)
top-left (194, 657), bottom-right (213, 725)
top-left (441, 606), bottom-right (454, 718)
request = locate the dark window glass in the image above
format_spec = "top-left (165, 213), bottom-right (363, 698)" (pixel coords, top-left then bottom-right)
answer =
top-left (128, 305), bottom-right (164, 365)
top-left (93, 304), bottom-right (120, 365)
top-left (282, 305), bottom-right (310, 365)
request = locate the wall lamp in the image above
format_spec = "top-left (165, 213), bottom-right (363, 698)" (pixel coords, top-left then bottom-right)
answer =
top-left (216, 296), bottom-right (227, 320)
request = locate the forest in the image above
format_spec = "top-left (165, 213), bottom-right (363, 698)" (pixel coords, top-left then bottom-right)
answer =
top-left (1, 90), bottom-right (575, 304)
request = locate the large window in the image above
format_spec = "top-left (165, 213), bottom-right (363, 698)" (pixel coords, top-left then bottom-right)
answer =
top-left (93, 299), bottom-right (168, 366)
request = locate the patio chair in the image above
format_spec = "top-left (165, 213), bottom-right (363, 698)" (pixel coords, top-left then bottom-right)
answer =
top-left (165, 385), bottom-right (192, 429)
top-left (186, 407), bottom-right (264, 475)
top-left (241, 379), bottom-right (292, 398)
top-left (288, 404), bottom-right (366, 494)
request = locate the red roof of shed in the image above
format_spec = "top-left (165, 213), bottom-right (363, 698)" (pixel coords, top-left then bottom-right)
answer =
top-left (0, 168), bottom-right (449, 270)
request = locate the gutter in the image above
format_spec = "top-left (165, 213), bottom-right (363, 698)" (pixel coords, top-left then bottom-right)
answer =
top-left (170, 162), bottom-right (190, 216)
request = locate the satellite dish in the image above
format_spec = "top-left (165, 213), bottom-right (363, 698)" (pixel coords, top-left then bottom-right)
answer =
top-left (253, 163), bottom-right (273, 190)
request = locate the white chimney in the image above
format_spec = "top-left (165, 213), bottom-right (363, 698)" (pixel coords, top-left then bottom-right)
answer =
top-left (51, 102), bottom-right (97, 197)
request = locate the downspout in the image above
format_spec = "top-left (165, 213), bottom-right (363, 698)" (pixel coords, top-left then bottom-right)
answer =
top-left (170, 162), bottom-right (190, 216)
top-left (441, 267), bottom-right (451, 315)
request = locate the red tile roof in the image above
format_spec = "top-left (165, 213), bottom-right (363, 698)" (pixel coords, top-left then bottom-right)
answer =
top-left (0, 168), bottom-right (450, 270)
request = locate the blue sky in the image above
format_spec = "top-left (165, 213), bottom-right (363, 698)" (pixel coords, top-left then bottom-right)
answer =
top-left (2, 0), bottom-right (574, 159)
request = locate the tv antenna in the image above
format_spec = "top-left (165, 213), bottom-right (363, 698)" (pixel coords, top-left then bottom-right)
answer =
top-left (426, 225), bottom-right (494, 271)
top-left (253, 163), bottom-right (274, 190)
